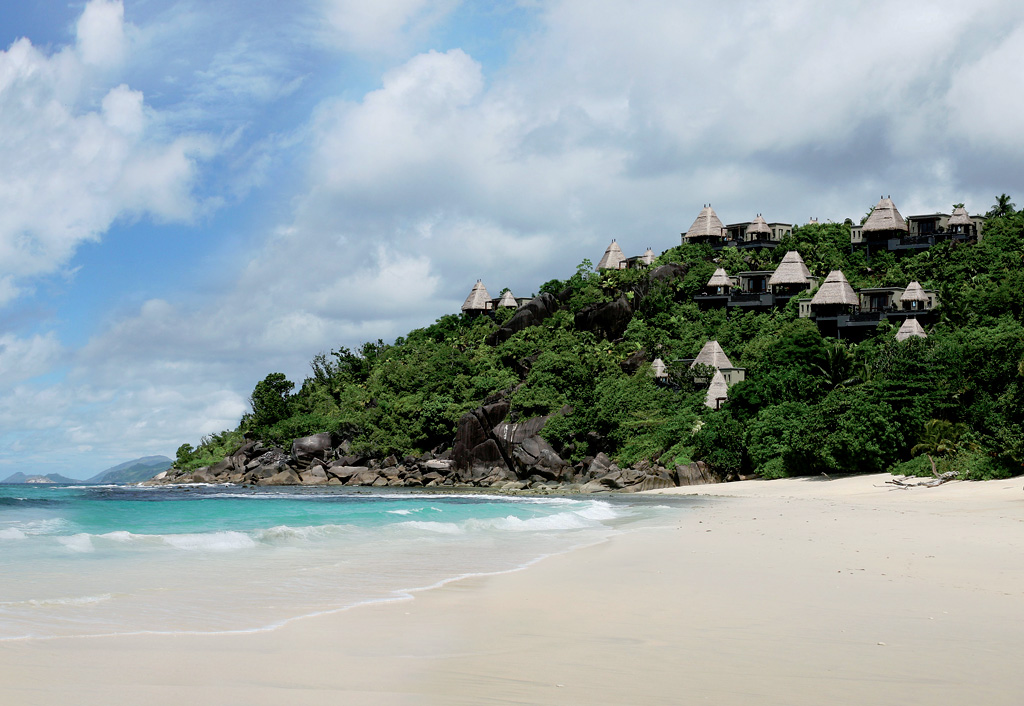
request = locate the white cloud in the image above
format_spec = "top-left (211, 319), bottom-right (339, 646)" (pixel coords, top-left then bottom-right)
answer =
top-left (0, 1), bottom-right (212, 306)
top-left (320, 0), bottom-right (460, 53)
top-left (77, 0), bottom-right (128, 68)
top-left (0, 333), bottom-right (63, 386)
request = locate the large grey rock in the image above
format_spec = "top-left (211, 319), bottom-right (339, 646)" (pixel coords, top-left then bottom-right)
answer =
top-left (487, 292), bottom-right (561, 345)
top-left (452, 401), bottom-right (511, 472)
top-left (511, 435), bottom-right (567, 481)
top-left (291, 433), bottom-right (333, 466)
top-left (261, 468), bottom-right (302, 486)
top-left (574, 294), bottom-right (633, 341)
top-left (301, 464), bottom-right (328, 485)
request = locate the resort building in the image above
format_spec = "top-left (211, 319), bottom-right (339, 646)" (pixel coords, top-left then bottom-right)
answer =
top-left (724, 215), bottom-right (793, 250)
top-left (597, 240), bottom-right (628, 270)
top-left (895, 318), bottom-right (928, 341)
top-left (461, 281), bottom-right (523, 315)
top-left (694, 251), bottom-right (817, 311)
top-left (462, 280), bottom-right (493, 314)
top-left (496, 290), bottom-right (518, 308)
top-left (798, 273), bottom-right (937, 340)
top-left (850, 196), bottom-right (907, 257)
top-left (681, 340), bottom-right (747, 409)
top-left (682, 205), bottom-right (728, 247)
top-left (852, 198), bottom-right (984, 254)
top-left (768, 251), bottom-right (818, 306)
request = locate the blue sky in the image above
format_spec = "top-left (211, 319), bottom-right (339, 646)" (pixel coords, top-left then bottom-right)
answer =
top-left (1, 0), bottom-right (1023, 478)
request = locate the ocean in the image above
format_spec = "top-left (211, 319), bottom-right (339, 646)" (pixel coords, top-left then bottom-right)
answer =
top-left (0, 483), bottom-right (689, 641)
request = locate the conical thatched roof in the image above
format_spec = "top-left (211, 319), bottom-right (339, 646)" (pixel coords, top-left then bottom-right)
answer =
top-left (640, 248), bottom-right (656, 266)
top-left (497, 290), bottom-right (518, 308)
top-left (691, 340), bottom-right (734, 370)
top-left (651, 357), bottom-right (667, 379)
top-left (768, 250), bottom-right (812, 286)
top-left (461, 280), bottom-right (492, 311)
top-left (895, 318), bottom-right (927, 341)
top-left (705, 369), bottom-right (729, 409)
top-left (901, 281), bottom-right (928, 303)
top-left (685, 205), bottom-right (726, 239)
top-left (863, 196), bottom-right (908, 233)
top-left (597, 239), bottom-right (626, 270)
top-left (810, 270), bottom-right (858, 306)
top-left (706, 267), bottom-right (732, 288)
top-left (745, 214), bottom-right (771, 236)
top-left (948, 206), bottom-right (972, 226)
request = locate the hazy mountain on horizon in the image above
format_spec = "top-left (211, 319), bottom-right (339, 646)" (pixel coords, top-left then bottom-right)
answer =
top-left (1, 456), bottom-right (173, 485)
top-left (86, 456), bottom-right (173, 484)
top-left (1, 472), bottom-right (84, 484)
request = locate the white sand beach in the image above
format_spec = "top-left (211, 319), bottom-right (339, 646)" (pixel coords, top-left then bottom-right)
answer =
top-left (3, 473), bottom-right (1024, 705)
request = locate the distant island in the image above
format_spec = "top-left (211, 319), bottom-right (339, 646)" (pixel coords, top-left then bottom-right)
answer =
top-left (155, 195), bottom-right (1024, 491)
top-left (2, 456), bottom-right (172, 485)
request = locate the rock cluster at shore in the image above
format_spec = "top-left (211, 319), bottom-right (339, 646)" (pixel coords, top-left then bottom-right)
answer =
top-left (148, 427), bottom-right (727, 493)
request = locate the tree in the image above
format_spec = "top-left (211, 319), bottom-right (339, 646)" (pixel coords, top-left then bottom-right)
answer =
top-left (249, 373), bottom-right (295, 432)
top-left (987, 194), bottom-right (1016, 218)
top-left (911, 419), bottom-right (971, 477)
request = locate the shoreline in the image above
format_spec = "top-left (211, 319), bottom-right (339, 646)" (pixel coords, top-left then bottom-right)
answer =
top-left (3, 473), bottom-right (1023, 705)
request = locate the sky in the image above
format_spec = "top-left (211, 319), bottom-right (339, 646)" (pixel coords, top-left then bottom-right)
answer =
top-left (1, 0), bottom-right (1022, 479)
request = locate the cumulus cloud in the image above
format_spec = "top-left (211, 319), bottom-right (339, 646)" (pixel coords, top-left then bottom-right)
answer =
top-left (77, 0), bottom-right (128, 68)
top-left (0, 0), bottom-right (210, 306)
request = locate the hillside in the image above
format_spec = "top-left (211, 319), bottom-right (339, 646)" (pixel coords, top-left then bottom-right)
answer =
top-left (86, 456), bottom-right (174, 484)
top-left (169, 202), bottom-right (1024, 485)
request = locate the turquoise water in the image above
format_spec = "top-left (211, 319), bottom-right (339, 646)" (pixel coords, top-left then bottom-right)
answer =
top-left (0, 484), bottom-right (686, 640)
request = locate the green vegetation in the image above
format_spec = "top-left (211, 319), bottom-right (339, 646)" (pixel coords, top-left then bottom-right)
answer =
top-left (175, 198), bottom-right (1024, 482)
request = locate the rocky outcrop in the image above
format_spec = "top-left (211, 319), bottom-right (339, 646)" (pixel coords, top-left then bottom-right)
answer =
top-left (148, 422), bottom-right (729, 493)
top-left (574, 294), bottom-right (633, 341)
top-left (487, 292), bottom-right (561, 345)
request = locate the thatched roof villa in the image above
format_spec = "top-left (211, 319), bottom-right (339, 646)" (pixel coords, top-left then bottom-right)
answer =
top-left (651, 357), bottom-right (668, 380)
top-left (683, 205), bottom-right (727, 246)
top-left (462, 280), bottom-right (493, 313)
top-left (895, 318), bottom-right (928, 341)
top-left (852, 197), bottom-right (984, 254)
top-left (597, 239), bottom-right (627, 270)
top-left (705, 369), bottom-right (730, 409)
top-left (810, 270), bottom-right (859, 309)
top-left (497, 290), bottom-right (518, 308)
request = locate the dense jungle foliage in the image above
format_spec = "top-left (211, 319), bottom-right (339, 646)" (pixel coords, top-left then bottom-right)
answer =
top-left (176, 198), bottom-right (1024, 481)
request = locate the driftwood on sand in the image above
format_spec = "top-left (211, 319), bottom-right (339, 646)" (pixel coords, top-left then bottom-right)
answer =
top-left (882, 471), bottom-right (960, 489)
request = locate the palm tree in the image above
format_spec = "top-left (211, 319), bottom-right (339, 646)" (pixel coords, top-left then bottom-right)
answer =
top-left (813, 341), bottom-right (858, 389)
top-left (911, 419), bottom-right (972, 477)
top-left (987, 194), bottom-right (1016, 218)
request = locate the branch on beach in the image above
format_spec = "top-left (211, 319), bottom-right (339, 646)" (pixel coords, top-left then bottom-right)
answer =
top-left (883, 471), bottom-right (960, 489)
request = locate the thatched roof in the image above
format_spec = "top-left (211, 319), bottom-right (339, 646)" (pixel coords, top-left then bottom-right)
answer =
top-left (651, 357), bottom-right (667, 379)
top-left (461, 280), bottom-right (492, 311)
top-left (901, 281), bottom-right (928, 303)
top-left (597, 239), bottom-right (626, 270)
top-left (810, 270), bottom-right (858, 306)
top-left (691, 340), bottom-right (734, 370)
top-left (685, 205), bottom-right (725, 239)
top-left (640, 248), bottom-right (656, 266)
top-left (706, 268), bottom-right (732, 288)
top-left (497, 290), bottom-right (518, 308)
top-left (705, 369), bottom-right (729, 409)
top-left (948, 206), bottom-right (972, 226)
top-left (895, 318), bottom-right (927, 341)
top-left (863, 196), bottom-right (908, 233)
top-left (768, 250), bottom-right (812, 286)
top-left (745, 214), bottom-right (771, 236)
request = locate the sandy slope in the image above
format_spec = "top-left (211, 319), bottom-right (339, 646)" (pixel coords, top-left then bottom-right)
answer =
top-left (3, 473), bottom-right (1023, 705)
